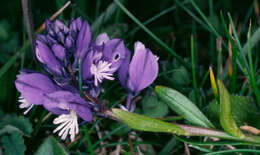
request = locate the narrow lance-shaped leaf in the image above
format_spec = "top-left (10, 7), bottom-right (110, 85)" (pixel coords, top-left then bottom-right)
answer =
top-left (155, 86), bottom-right (214, 128)
top-left (218, 80), bottom-right (244, 138)
top-left (112, 108), bottom-right (188, 136)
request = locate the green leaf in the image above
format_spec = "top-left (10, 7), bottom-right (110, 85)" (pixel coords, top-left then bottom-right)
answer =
top-left (218, 80), bottom-right (244, 138)
top-left (1, 115), bottom-right (33, 136)
top-left (35, 136), bottom-right (68, 155)
top-left (155, 85), bottom-right (214, 128)
top-left (1, 131), bottom-right (26, 155)
top-left (142, 93), bottom-right (169, 118)
top-left (0, 125), bottom-right (25, 136)
top-left (158, 137), bottom-right (177, 155)
top-left (171, 66), bottom-right (190, 86)
top-left (112, 108), bottom-right (187, 136)
top-left (208, 95), bottom-right (260, 128)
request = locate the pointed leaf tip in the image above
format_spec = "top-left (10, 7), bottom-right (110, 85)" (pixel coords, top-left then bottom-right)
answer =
top-left (218, 80), bottom-right (244, 138)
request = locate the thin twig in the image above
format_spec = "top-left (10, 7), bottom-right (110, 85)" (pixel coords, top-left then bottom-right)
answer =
top-left (184, 143), bottom-right (191, 155)
top-left (21, 0), bottom-right (35, 52)
top-left (35, 1), bottom-right (71, 33)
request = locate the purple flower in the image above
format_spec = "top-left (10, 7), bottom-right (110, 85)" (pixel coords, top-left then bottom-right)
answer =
top-left (43, 91), bottom-right (92, 141)
top-left (81, 33), bottom-right (129, 86)
top-left (15, 16), bottom-right (160, 141)
top-left (15, 71), bottom-right (59, 114)
top-left (35, 36), bottom-right (65, 76)
top-left (35, 17), bottom-right (92, 78)
top-left (75, 19), bottom-right (91, 59)
top-left (15, 71), bottom-right (93, 141)
top-left (118, 41), bottom-right (159, 110)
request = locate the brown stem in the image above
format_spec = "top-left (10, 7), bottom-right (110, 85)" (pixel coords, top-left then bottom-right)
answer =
top-left (21, 0), bottom-right (35, 52)
top-left (175, 124), bottom-right (236, 140)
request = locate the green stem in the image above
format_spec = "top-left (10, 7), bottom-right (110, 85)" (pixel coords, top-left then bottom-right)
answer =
top-left (247, 24), bottom-right (260, 106)
top-left (0, 41), bottom-right (29, 78)
top-left (188, 0), bottom-right (220, 38)
top-left (176, 124), bottom-right (260, 145)
top-left (227, 13), bottom-right (249, 71)
top-left (243, 26), bottom-right (260, 54)
top-left (83, 125), bottom-right (95, 155)
top-left (78, 60), bottom-right (94, 154)
top-left (199, 70), bottom-right (210, 88)
top-left (127, 0), bottom-right (189, 38)
top-left (191, 35), bottom-right (200, 107)
top-left (230, 45), bottom-right (237, 93)
top-left (78, 59), bottom-right (83, 96)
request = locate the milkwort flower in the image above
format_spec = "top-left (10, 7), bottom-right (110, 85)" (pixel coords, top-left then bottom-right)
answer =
top-left (16, 17), bottom-right (94, 141)
top-left (81, 34), bottom-right (129, 87)
top-left (118, 41), bottom-right (159, 111)
top-left (15, 71), bottom-right (92, 141)
top-left (15, 16), bottom-right (158, 141)
top-left (15, 17), bottom-right (130, 141)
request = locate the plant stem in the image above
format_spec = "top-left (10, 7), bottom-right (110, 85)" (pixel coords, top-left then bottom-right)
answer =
top-left (21, 0), bottom-right (35, 52)
top-left (176, 124), bottom-right (260, 145)
top-left (78, 60), bottom-right (83, 96)
top-left (83, 125), bottom-right (95, 155)
top-left (247, 22), bottom-right (260, 106)
top-left (191, 35), bottom-right (200, 107)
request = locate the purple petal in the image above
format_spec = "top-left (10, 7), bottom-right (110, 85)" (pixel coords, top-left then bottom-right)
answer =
top-left (70, 17), bottom-right (82, 32)
top-left (81, 49), bottom-right (95, 80)
top-left (96, 33), bottom-right (109, 45)
top-left (43, 91), bottom-right (84, 114)
top-left (76, 17), bottom-right (83, 31)
top-left (35, 39), bottom-right (63, 75)
top-left (128, 41), bottom-right (158, 94)
top-left (46, 35), bottom-right (57, 44)
top-left (57, 31), bottom-right (65, 44)
top-left (76, 20), bottom-right (91, 59)
top-left (65, 35), bottom-right (74, 48)
top-left (45, 20), bottom-right (55, 36)
top-left (53, 20), bottom-right (69, 34)
top-left (103, 39), bottom-right (128, 70)
top-left (118, 48), bottom-right (131, 89)
top-left (51, 44), bottom-right (66, 61)
top-left (70, 104), bottom-right (93, 122)
top-left (43, 91), bottom-right (92, 122)
top-left (36, 34), bottom-right (47, 43)
top-left (15, 73), bottom-right (59, 105)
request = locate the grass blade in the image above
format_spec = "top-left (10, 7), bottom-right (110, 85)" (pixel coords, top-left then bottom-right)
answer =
top-left (114, 0), bottom-right (190, 70)
top-left (83, 125), bottom-right (94, 155)
top-left (191, 35), bottom-right (200, 107)
top-left (188, 0), bottom-right (220, 38)
top-left (247, 22), bottom-right (260, 106)
top-left (0, 41), bottom-right (29, 78)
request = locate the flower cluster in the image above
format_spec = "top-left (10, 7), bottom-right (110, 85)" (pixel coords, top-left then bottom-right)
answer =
top-left (15, 17), bottom-right (158, 141)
